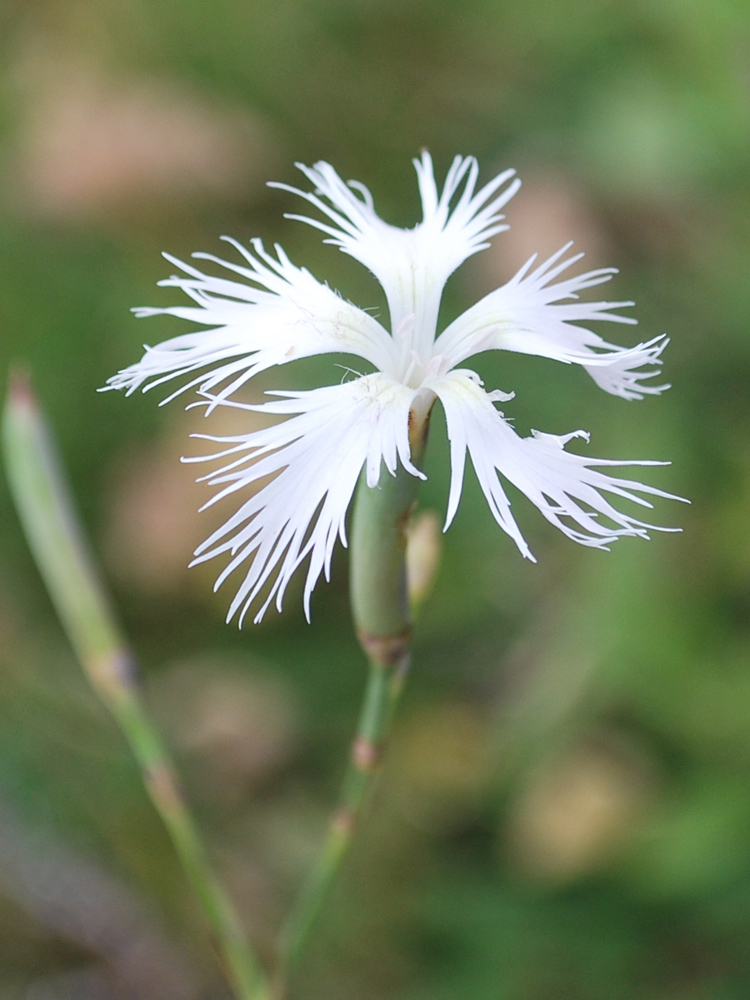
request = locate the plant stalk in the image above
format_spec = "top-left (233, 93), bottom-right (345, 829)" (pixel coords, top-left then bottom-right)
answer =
top-left (2, 373), bottom-right (268, 1000)
top-left (279, 429), bottom-right (427, 990)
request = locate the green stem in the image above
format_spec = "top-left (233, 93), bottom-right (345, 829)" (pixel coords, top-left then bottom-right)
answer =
top-left (279, 437), bottom-right (426, 991)
top-left (2, 373), bottom-right (267, 1000)
top-left (113, 687), bottom-right (267, 1000)
top-left (279, 651), bottom-right (407, 979)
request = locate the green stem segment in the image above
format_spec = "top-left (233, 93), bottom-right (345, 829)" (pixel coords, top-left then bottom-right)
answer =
top-left (2, 374), bottom-right (267, 1000)
top-left (280, 434), bottom-right (426, 988)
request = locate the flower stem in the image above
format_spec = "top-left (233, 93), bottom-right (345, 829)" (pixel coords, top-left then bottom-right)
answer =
top-left (279, 441), bottom-right (425, 990)
top-left (279, 647), bottom-right (408, 979)
top-left (2, 373), bottom-right (267, 1000)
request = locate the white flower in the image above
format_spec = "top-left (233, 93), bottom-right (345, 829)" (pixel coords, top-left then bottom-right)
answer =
top-left (106, 154), bottom-right (684, 624)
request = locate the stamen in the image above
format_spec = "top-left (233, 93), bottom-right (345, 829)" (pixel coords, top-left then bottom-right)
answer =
top-left (394, 313), bottom-right (417, 341)
top-left (426, 353), bottom-right (451, 379)
top-left (402, 348), bottom-right (423, 386)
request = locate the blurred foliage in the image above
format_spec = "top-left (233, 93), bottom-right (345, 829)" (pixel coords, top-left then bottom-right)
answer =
top-left (1, 0), bottom-right (749, 997)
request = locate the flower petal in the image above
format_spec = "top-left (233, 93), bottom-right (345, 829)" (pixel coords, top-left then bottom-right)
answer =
top-left (271, 154), bottom-right (520, 360)
top-left (185, 373), bottom-right (422, 624)
top-left (432, 370), bottom-right (685, 556)
top-left (436, 245), bottom-right (668, 400)
top-left (103, 239), bottom-right (397, 406)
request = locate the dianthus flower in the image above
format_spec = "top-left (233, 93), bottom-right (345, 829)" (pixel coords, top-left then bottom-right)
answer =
top-left (106, 154), bottom-right (682, 623)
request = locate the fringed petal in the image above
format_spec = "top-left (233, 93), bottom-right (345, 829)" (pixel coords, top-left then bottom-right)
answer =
top-left (271, 155), bottom-right (520, 357)
top-left (436, 245), bottom-right (669, 400)
top-left (103, 239), bottom-right (397, 407)
top-left (432, 370), bottom-right (685, 555)
top-left (184, 373), bottom-right (421, 624)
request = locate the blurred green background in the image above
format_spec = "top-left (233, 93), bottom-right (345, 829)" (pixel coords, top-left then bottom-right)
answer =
top-left (0, 0), bottom-right (748, 996)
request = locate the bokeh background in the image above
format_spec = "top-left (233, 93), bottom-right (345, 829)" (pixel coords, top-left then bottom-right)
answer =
top-left (0, 0), bottom-right (748, 997)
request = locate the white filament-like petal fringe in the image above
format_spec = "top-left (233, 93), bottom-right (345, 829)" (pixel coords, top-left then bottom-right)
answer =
top-left (185, 373), bottom-right (421, 624)
top-left (270, 154), bottom-right (520, 345)
top-left (436, 245), bottom-right (669, 400)
top-left (433, 370), bottom-right (685, 556)
top-left (103, 239), bottom-right (396, 406)
top-left (412, 152), bottom-right (521, 265)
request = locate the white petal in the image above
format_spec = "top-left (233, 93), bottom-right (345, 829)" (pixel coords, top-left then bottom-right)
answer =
top-left (271, 155), bottom-right (520, 361)
top-left (432, 370), bottom-right (685, 556)
top-left (185, 373), bottom-right (421, 624)
top-left (103, 239), bottom-right (397, 406)
top-left (436, 245), bottom-right (669, 400)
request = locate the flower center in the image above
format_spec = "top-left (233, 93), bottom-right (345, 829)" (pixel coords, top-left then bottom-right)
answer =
top-left (393, 312), bottom-right (449, 387)
top-left (399, 349), bottom-right (451, 389)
